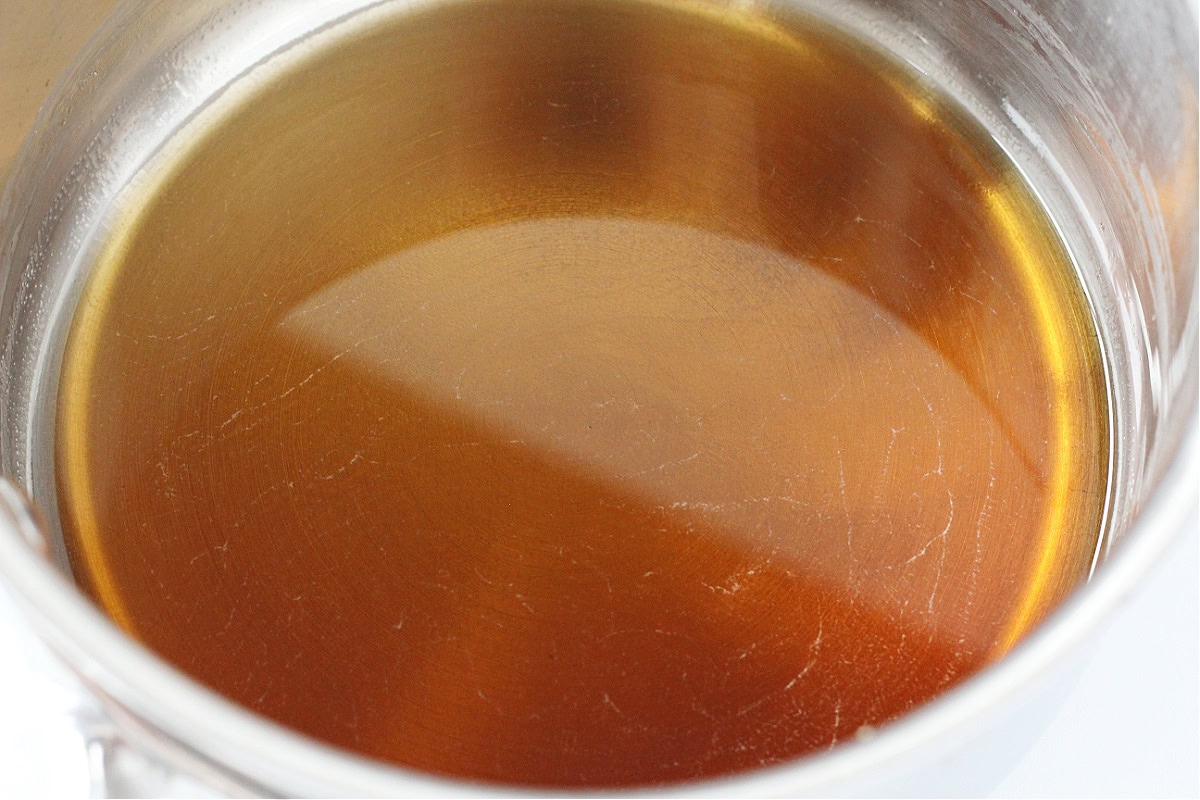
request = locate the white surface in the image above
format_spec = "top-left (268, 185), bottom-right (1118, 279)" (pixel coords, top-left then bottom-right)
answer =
top-left (0, 585), bottom-right (92, 797)
top-left (993, 516), bottom-right (1200, 799)
top-left (1, 522), bottom-right (1197, 798)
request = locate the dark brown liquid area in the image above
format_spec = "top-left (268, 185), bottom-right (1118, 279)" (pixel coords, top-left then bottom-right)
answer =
top-left (56, 0), bottom-right (1108, 787)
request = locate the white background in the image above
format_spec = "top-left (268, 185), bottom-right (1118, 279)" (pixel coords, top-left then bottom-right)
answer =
top-left (993, 517), bottom-right (1199, 798)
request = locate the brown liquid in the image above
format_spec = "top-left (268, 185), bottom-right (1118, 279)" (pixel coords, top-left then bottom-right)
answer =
top-left (56, 0), bottom-right (1108, 788)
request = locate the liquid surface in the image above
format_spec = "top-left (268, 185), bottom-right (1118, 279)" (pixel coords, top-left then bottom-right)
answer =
top-left (57, 0), bottom-right (1108, 787)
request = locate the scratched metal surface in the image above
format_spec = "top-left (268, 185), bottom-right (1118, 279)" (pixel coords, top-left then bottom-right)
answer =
top-left (0, 0), bottom-right (1194, 795)
top-left (45, 0), bottom-right (1112, 785)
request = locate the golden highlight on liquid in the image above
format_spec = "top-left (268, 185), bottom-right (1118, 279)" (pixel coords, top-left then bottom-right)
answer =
top-left (56, 0), bottom-right (1108, 788)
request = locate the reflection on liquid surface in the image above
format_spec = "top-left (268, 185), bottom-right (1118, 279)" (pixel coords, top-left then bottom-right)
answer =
top-left (56, 0), bottom-right (1108, 787)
